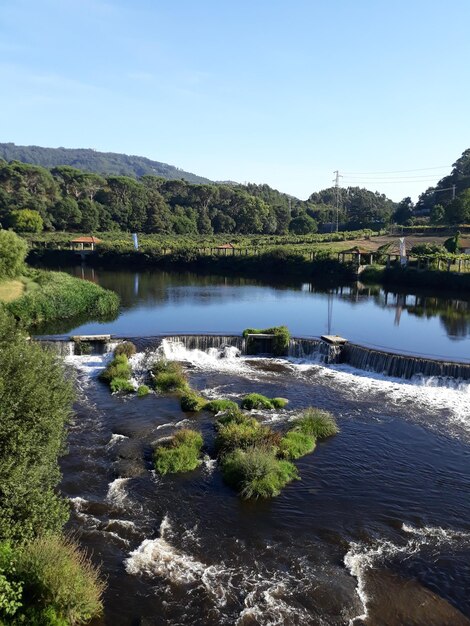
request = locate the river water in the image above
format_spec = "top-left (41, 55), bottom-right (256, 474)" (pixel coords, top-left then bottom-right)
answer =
top-left (39, 265), bottom-right (470, 361)
top-left (42, 267), bottom-right (470, 625)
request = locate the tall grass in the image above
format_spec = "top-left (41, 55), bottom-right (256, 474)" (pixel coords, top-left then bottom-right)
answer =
top-left (215, 414), bottom-right (280, 454)
top-left (154, 429), bottom-right (203, 475)
top-left (7, 269), bottom-right (119, 326)
top-left (292, 408), bottom-right (339, 439)
top-left (241, 393), bottom-right (288, 410)
top-left (151, 359), bottom-right (188, 393)
top-left (10, 535), bottom-right (105, 625)
top-left (278, 431), bottom-right (316, 460)
top-left (221, 447), bottom-right (299, 499)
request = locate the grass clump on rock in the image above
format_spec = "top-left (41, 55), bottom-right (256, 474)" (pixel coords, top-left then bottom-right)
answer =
top-left (137, 384), bottom-right (150, 397)
top-left (243, 325), bottom-right (290, 356)
top-left (215, 412), bottom-right (279, 454)
top-left (180, 389), bottom-right (207, 412)
top-left (241, 393), bottom-right (288, 410)
top-left (99, 354), bottom-right (135, 393)
top-left (114, 341), bottom-right (137, 358)
top-left (151, 359), bottom-right (188, 393)
top-left (204, 399), bottom-right (238, 414)
top-left (292, 408), bottom-right (339, 439)
top-left (221, 446), bottom-right (298, 499)
top-left (278, 430), bottom-right (316, 460)
top-left (154, 429), bottom-right (203, 475)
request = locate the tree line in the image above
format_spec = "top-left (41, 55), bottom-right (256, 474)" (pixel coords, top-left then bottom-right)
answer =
top-left (0, 159), bottom-right (399, 235)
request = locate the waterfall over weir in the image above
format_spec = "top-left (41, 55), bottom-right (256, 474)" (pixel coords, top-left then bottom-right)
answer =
top-left (341, 343), bottom-right (470, 381)
top-left (36, 334), bottom-right (470, 383)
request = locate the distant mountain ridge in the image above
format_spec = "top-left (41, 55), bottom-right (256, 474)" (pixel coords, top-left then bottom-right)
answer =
top-left (0, 142), bottom-right (212, 185)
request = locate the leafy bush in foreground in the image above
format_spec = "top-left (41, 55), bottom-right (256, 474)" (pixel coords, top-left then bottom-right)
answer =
top-left (292, 408), bottom-right (339, 439)
top-left (241, 393), bottom-right (288, 410)
top-left (221, 447), bottom-right (299, 499)
top-left (0, 535), bottom-right (105, 625)
top-left (154, 429), bottom-right (203, 475)
top-left (0, 309), bottom-right (73, 542)
top-left (151, 359), bottom-right (188, 393)
top-left (278, 431), bottom-right (316, 460)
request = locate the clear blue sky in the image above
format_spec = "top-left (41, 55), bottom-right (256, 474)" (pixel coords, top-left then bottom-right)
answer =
top-left (0, 0), bottom-right (468, 201)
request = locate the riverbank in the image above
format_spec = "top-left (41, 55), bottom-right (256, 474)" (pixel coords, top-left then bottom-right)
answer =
top-left (28, 247), bottom-right (358, 284)
top-left (28, 246), bottom-right (470, 294)
top-left (5, 268), bottom-right (119, 327)
top-left (361, 265), bottom-right (470, 291)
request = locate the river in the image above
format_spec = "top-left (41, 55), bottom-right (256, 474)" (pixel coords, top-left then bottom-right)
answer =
top-left (42, 267), bottom-right (470, 625)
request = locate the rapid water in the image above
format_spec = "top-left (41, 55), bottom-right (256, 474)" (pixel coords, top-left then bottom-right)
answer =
top-left (60, 340), bottom-right (470, 625)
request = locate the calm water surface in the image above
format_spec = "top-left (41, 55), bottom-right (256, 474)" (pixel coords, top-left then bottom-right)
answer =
top-left (43, 266), bottom-right (470, 361)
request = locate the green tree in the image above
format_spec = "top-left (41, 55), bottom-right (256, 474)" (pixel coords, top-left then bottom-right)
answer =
top-left (289, 213), bottom-right (318, 234)
top-left (52, 198), bottom-right (82, 231)
top-left (430, 204), bottom-right (445, 224)
top-left (0, 230), bottom-right (28, 278)
top-left (393, 197), bottom-right (413, 224)
top-left (10, 209), bottom-right (43, 233)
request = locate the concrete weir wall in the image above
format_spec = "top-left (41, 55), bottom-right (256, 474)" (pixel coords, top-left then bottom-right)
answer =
top-left (35, 333), bottom-right (470, 382)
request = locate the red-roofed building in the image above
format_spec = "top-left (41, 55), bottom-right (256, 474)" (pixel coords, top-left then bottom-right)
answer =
top-left (70, 236), bottom-right (102, 251)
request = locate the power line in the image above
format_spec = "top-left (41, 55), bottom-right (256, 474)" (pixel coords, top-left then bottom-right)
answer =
top-left (343, 180), bottom-right (442, 184)
top-left (342, 174), bottom-right (447, 181)
top-left (342, 165), bottom-right (450, 175)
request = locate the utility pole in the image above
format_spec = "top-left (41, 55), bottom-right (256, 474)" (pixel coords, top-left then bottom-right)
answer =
top-left (452, 184), bottom-right (456, 200)
top-left (333, 170), bottom-right (343, 232)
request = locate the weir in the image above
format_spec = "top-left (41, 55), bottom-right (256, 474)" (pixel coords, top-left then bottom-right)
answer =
top-left (341, 343), bottom-right (470, 381)
top-left (35, 333), bottom-right (470, 382)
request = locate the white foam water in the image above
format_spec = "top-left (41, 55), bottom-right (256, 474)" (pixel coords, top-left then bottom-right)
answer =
top-left (344, 523), bottom-right (470, 625)
top-left (154, 340), bottom-right (470, 438)
top-left (125, 516), bottom-right (316, 624)
top-left (160, 339), bottom-right (250, 375)
top-left (106, 477), bottom-right (131, 507)
top-left (106, 433), bottom-right (129, 448)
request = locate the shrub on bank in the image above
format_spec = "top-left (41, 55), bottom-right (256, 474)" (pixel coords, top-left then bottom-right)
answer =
top-left (0, 535), bottom-right (105, 625)
top-left (292, 408), bottom-right (339, 439)
top-left (151, 359), bottom-right (188, 393)
top-left (221, 447), bottom-right (299, 499)
top-left (278, 431), bottom-right (316, 460)
top-left (241, 393), bottom-right (289, 410)
top-left (154, 429), bottom-right (203, 475)
top-left (114, 341), bottom-right (137, 358)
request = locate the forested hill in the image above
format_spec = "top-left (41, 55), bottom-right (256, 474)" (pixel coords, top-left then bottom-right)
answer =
top-left (0, 143), bottom-right (212, 185)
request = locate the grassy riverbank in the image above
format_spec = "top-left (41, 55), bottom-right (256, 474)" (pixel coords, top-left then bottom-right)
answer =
top-left (5, 269), bottom-right (119, 327)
